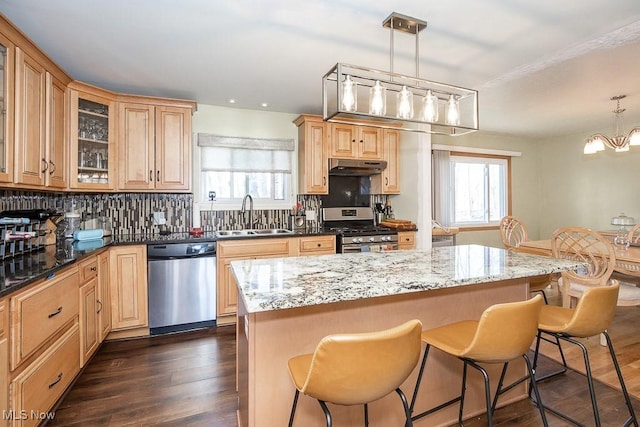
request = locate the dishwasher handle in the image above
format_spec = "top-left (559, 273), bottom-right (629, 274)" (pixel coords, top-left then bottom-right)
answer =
top-left (147, 242), bottom-right (216, 260)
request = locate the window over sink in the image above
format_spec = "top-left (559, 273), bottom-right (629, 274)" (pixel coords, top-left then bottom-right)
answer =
top-left (197, 134), bottom-right (294, 209)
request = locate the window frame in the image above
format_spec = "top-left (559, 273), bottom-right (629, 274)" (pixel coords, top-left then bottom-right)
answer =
top-left (449, 152), bottom-right (511, 231)
top-left (194, 137), bottom-right (297, 211)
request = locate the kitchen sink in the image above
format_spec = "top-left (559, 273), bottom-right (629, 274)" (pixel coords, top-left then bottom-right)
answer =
top-left (215, 228), bottom-right (293, 238)
top-left (251, 229), bottom-right (293, 235)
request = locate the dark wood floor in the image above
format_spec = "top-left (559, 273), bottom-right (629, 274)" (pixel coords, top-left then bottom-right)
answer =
top-left (48, 319), bottom-right (640, 427)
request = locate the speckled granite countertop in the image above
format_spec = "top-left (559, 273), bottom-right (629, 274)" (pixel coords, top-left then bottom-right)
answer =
top-left (232, 244), bottom-right (584, 314)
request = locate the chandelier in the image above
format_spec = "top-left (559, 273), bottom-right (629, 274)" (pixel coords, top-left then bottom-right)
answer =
top-left (584, 95), bottom-right (640, 154)
top-left (322, 12), bottom-right (478, 136)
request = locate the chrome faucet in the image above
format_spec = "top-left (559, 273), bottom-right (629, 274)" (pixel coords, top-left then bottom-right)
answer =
top-left (240, 194), bottom-right (254, 229)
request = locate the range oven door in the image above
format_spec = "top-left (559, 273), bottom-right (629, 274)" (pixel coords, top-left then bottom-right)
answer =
top-left (341, 242), bottom-right (398, 254)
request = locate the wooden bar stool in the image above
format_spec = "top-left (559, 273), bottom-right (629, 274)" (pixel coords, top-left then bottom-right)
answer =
top-left (532, 283), bottom-right (638, 426)
top-left (287, 319), bottom-right (422, 427)
top-left (409, 295), bottom-right (546, 427)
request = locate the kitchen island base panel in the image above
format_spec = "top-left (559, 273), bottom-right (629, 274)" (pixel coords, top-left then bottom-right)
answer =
top-left (237, 278), bottom-right (530, 427)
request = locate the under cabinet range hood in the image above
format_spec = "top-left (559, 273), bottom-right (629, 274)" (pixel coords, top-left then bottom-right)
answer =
top-left (329, 158), bottom-right (387, 176)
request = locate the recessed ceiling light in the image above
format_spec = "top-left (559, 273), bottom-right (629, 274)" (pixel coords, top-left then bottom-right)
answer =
top-left (228, 99), bottom-right (236, 104)
top-left (261, 102), bottom-right (269, 108)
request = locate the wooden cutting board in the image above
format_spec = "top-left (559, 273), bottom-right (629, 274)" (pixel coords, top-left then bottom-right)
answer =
top-left (380, 219), bottom-right (416, 230)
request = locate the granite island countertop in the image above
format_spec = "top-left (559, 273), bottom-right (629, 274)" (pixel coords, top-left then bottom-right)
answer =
top-left (232, 244), bottom-right (584, 313)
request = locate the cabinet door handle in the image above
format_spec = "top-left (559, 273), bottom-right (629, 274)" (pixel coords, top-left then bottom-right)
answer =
top-left (317, 243), bottom-right (321, 247)
top-left (385, 177), bottom-right (388, 185)
top-left (41, 158), bottom-right (48, 173)
top-left (323, 177), bottom-right (326, 186)
top-left (97, 299), bottom-right (103, 314)
top-left (48, 373), bottom-right (63, 389)
top-left (47, 306), bottom-right (63, 318)
top-left (149, 170), bottom-right (153, 182)
top-left (157, 170), bottom-right (160, 182)
top-left (49, 161), bottom-right (56, 175)
top-left (90, 266), bottom-right (97, 272)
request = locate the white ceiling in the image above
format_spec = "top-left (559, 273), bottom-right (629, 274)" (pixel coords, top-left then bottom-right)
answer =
top-left (2, 0), bottom-right (640, 138)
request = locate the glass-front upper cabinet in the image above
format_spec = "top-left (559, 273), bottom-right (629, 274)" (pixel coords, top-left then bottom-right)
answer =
top-left (68, 83), bottom-right (116, 190)
top-left (0, 33), bottom-right (14, 184)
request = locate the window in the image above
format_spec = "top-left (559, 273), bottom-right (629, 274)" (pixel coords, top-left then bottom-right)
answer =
top-left (433, 150), bottom-right (510, 229)
top-left (197, 134), bottom-right (294, 208)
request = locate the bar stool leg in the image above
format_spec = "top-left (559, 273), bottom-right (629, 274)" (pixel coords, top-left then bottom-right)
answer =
top-left (288, 390), bottom-right (299, 427)
top-left (459, 362), bottom-right (469, 426)
top-left (602, 332), bottom-right (639, 427)
top-left (394, 388), bottom-right (413, 427)
top-left (363, 403), bottom-right (368, 427)
top-left (466, 360), bottom-right (493, 427)
top-left (409, 344), bottom-right (431, 414)
top-left (524, 354), bottom-right (549, 427)
top-left (318, 400), bottom-right (332, 427)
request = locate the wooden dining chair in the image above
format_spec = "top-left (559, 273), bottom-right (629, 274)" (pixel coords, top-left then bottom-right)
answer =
top-left (499, 215), bottom-right (553, 303)
top-left (552, 227), bottom-right (640, 308)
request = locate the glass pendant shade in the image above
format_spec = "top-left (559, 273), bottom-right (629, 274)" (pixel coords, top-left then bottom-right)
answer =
top-left (421, 90), bottom-right (439, 122)
top-left (629, 129), bottom-right (640, 146)
top-left (369, 80), bottom-right (387, 116)
top-left (396, 85), bottom-right (414, 119)
top-left (446, 94), bottom-right (460, 125)
top-left (341, 75), bottom-right (357, 112)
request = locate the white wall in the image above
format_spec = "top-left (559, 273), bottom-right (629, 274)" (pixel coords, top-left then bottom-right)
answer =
top-left (538, 130), bottom-right (640, 237)
top-left (390, 132), bottom-right (432, 249)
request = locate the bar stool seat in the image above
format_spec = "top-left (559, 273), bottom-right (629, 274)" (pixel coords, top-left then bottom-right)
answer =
top-left (287, 319), bottom-right (422, 427)
top-left (410, 295), bottom-right (547, 427)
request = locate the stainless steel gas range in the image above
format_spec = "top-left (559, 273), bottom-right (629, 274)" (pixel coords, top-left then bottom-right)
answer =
top-left (322, 207), bottom-right (398, 253)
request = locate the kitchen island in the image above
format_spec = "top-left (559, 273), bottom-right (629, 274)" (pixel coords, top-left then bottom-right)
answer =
top-left (232, 245), bottom-right (583, 427)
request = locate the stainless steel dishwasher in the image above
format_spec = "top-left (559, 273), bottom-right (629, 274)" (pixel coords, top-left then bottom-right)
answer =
top-left (147, 241), bottom-right (216, 335)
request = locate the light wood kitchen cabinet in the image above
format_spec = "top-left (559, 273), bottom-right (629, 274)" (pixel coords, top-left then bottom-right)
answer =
top-left (10, 324), bottom-right (79, 427)
top-left (329, 123), bottom-right (382, 160)
top-left (0, 298), bottom-right (8, 423)
top-left (298, 235), bottom-right (336, 256)
top-left (68, 82), bottom-right (117, 191)
top-left (44, 72), bottom-right (67, 189)
top-left (397, 231), bottom-right (416, 250)
top-left (98, 251), bottom-right (111, 341)
top-left (294, 115), bottom-right (328, 194)
top-left (0, 32), bottom-right (15, 184)
top-left (109, 245), bottom-right (148, 333)
top-left (78, 256), bottom-right (99, 367)
top-left (14, 47), bottom-right (45, 187)
top-left (9, 266), bottom-right (79, 371)
top-left (371, 129), bottom-right (400, 194)
top-left (217, 238), bottom-right (297, 325)
top-left (118, 101), bottom-right (193, 191)
top-left (14, 47), bottom-right (69, 189)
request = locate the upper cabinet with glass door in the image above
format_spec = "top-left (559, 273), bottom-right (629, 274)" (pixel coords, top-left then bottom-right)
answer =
top-left (0, 32), bottom-right (14, 184)
top-left (68, 82), bottom-right (116, 190)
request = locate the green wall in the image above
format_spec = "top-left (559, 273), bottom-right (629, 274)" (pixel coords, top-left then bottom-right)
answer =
top-left (538, 131), bottom-right (640, 238)
top-left (431, 132), bottom-right (542, 248)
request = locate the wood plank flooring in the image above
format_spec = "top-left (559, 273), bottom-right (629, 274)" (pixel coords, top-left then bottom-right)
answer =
top-left (48, 286), bottom-right (640, 426)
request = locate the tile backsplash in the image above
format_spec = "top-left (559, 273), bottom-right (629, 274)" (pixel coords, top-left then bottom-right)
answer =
top-left (0, 191), bottom-right (332, 235)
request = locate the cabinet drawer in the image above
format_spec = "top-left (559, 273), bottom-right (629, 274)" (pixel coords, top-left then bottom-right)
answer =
top-left (11, 267), bottom-right (79, 369)
top-left (398, 232), bottom-right (415, 245)
top-left (78, 256), bottom-right (99, 283)
top-left (218, 238), bottom-right (294, 258)
top-left (10, 325), bottom-right (80, 427)
top-left (299, 236), bottom-right (336, 255)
